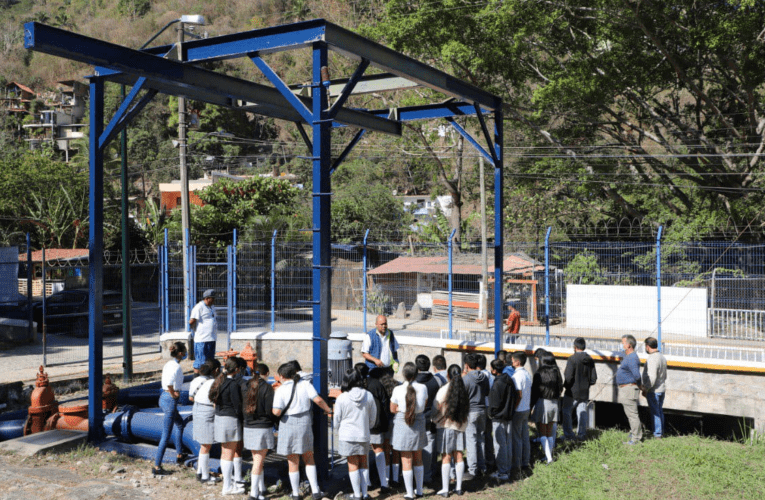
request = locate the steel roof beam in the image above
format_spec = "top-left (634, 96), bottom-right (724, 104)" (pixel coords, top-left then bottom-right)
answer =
top-left (114, 19), bottom-right (500, 109)
top-left (24, 22), bottom-right (401, 136)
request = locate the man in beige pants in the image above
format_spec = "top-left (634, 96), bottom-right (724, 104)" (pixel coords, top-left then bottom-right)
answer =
top-left (615, 335), bottom-right (642, 444)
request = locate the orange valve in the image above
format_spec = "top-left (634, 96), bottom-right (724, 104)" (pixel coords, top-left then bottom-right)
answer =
top-left (25, 366), bottom-right (58, 435)
top-left (45, 403), bottom-right (89, 432)
top-left (239, 343), bottom-right (258, 373)
top-left (102, 377), bottom-right (120, 412)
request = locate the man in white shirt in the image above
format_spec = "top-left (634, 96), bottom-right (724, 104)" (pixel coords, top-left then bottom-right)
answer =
top-left (642, 337), bottom-right (668, 438)
top-left (189, 289), bottom-right (217, 375)
top-left (361, 315), bottom-right (400, 375)
top-left (510, 351), bottom-right (532, 480)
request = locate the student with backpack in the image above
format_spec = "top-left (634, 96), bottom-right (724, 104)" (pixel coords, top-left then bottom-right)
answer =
top-left (273, 361), bottom-right (333, 500)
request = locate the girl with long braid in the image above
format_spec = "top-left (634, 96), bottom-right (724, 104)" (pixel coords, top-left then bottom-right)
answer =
top-left (390, 361), bottom-right (428, 500)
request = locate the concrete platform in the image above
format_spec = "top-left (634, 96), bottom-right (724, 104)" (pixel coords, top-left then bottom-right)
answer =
top-left (0, 429), bottom-right (87, 456)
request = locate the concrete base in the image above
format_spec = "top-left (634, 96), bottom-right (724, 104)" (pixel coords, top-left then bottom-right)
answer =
top-left (0, 429), bottom-right (87, 456)
top-left (0, 318), bottom-right (36, 343)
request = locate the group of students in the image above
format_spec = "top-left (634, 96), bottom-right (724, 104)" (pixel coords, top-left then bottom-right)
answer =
top-left (153, 341), bottom-right (583, 500)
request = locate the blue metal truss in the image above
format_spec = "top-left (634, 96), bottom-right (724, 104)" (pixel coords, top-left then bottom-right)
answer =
top-left (23, 17), bottom-right (505, 473)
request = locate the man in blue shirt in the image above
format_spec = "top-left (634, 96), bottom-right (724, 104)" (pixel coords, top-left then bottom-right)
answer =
top-left (615, 334), bottom-right (642, 444)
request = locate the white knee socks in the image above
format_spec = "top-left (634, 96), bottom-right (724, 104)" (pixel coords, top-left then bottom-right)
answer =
top-left (542, 437), bottom-right (553, 463)
top-left (233, 457), bottom-right (243, 482)
top-left (306, 465), bottom-right (320, 495)
top-left (361, 468), bottom-right (370, 495)
top-left (402, 470), bottom-right (414, 498)
top-left (251, 474), bottom-right (261, 498)
top-left (198, 453), bottom-right (210, 480)
top-left (375, 452), bottom-right (388, 487)
top-left (221, 459), bottom-right (233, 493)
top-left (413, 465), bottom-right (424, 496)
top-left (439, 463), bottom-right (451, 494)
top-left (455, 461), bottom-right (465, 492)
top-left (289, 471), bottom-right (301, 496)
top-left (349, 470), bottom-right (362, 498)
top-left (392, 463), bottom-right (400, 483)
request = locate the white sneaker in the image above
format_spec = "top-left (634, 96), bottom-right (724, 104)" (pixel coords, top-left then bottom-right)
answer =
top-left (223, 485), bottom-right (246, 495)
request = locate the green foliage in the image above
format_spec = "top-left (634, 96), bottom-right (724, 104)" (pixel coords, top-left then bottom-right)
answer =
top-left (117, 0), bottom-right (149, 18)
top-left (564, 250), bottom-right (605, 285)
top-left (331, 159), bottom-right (412, 242)
top-left (165, 176), bottom-right (300, 246)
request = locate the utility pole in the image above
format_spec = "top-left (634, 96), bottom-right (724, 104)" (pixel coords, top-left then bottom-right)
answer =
top-left (479, 155), bottom-right (488, 324)
top-left (178, 21), bottom-right (191, 327)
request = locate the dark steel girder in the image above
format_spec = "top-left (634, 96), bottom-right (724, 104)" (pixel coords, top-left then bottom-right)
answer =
top-left (104, 19), bottom-right (501, 111)
top-left (24, 22), bottom-right (401, 136)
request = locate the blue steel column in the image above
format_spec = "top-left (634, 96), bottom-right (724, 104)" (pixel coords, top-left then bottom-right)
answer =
top-left (26, 233), bottom-right (32, 342)
top-left (362, 228), bottom-right (370, 332)
top-left (271, 230), bottom-right (277, 333)
top-left (656, 225), bottom-right (663, 350)
top-left (88, 76), bottom-right (105, 442)
top-left (447, 229), bottom-right (456, 339)
top-left (227, 244), bottom-right (233, 340)
top-left (493, 108), bottom-right (504, 357)
top-left (544, 226), bottom-right (552, 345)
top-left (312, 42), bottom-right (331, 479)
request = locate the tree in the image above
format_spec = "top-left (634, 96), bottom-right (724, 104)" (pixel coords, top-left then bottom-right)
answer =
top-left (370, 0), bottom-right (765, 239)
top-left (331, 158), bottom-right (412, 242)
top-left (164, 176), bottom-right (301, 246)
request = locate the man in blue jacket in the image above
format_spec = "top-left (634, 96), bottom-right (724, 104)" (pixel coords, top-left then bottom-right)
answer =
top-left (361, 315), bottom-right (399, 374)
top-left (616, 334), bottom-right (642, 444)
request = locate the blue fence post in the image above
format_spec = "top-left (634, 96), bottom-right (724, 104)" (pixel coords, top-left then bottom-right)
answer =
top-left (656, 225), bottom-right (663, 350)
top-left (185, 227), bottom-right (191, 332)
top-left (271, 230), bottom-right (277, 333)
top-left (42, 246), bottom-right (46, 368)
top-left (448, 228), bottom-right (457, 340)
top-left (227, 244), bottom-right (233, 350)
top-left (545, 226), bottom-right (552, 346)
top-left (158, 241), bottom-right (164, 335)
top-left (362, 228), bottom-right (370, 333)
top-left (233, 229), bottom-right (237, 333)
top-left (163, 228), bottom-right (169, 333)
top-left (26, 233), bottom-right (32, 343)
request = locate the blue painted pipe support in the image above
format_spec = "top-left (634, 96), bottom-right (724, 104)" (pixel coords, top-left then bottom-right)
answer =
top-left (492, 109), bottom-right (504, 358)
top-left (362, 229), bottom-right (370, 332)
top-left (657, 225), bottom-right (663, 350)
top-left (447, 228), bottom-right (457, 340)
top-left (545, 226), bottom-right (552, 346)
top-left (271, 230), bottom-right (277, 332)
top-left (163, 228), bottom-right (169, 333)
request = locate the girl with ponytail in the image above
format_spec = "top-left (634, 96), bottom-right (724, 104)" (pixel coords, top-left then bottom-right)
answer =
top-left (390, 361), bottom-right (428, 500)
top-left (433, 364), bottom-right (470, 496)
top-left (211, 357), bottom-right (244, 495)
top-left (243, 363), bottom-right (276, 500)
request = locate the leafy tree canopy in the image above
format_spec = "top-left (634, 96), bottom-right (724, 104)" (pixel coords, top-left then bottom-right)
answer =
top-left (370, 0), bottom-right (765, 240)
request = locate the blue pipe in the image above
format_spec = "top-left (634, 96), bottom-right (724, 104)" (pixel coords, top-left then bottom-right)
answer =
top-left (0, 420), bottom-right (25, 441)
top-left (447, 228), bottom-right (457, 340)
top-left (362, 228), bottom-right (370, 332)
top-left (545, 226), bottom-right (552, 346)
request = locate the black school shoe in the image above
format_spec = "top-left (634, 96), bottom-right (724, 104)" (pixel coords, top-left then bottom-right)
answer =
top-left (152, 466), bottom-right (171, 476)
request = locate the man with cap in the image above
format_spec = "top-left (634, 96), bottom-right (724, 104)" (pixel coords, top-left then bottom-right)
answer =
top-left (189, 289), bottom-right (217, 375)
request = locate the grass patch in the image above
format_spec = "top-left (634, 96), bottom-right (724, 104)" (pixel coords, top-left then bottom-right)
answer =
top-left (502, 430), bottom-right (765, 500)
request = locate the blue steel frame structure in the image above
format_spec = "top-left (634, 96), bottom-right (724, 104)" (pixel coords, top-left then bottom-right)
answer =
top-left (23, 19), bottom-right (505, 471)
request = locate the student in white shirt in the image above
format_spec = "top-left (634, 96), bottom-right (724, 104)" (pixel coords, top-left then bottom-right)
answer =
top-left (189, 359), bottom-right (221, 484)
top-left (272, 361), bottom-right (333, 500)
top-left (153, 341), bottom-right (187, 476)
top-left (390, 362), bottom-right (428, 500)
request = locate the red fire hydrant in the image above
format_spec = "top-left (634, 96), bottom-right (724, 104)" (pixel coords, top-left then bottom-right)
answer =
top-left (102, 376), bottom-right (119, 412)
top-left (240, 343), bottom-right (258, 374)
top-left (25, 366), bottom-right (58, 435)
